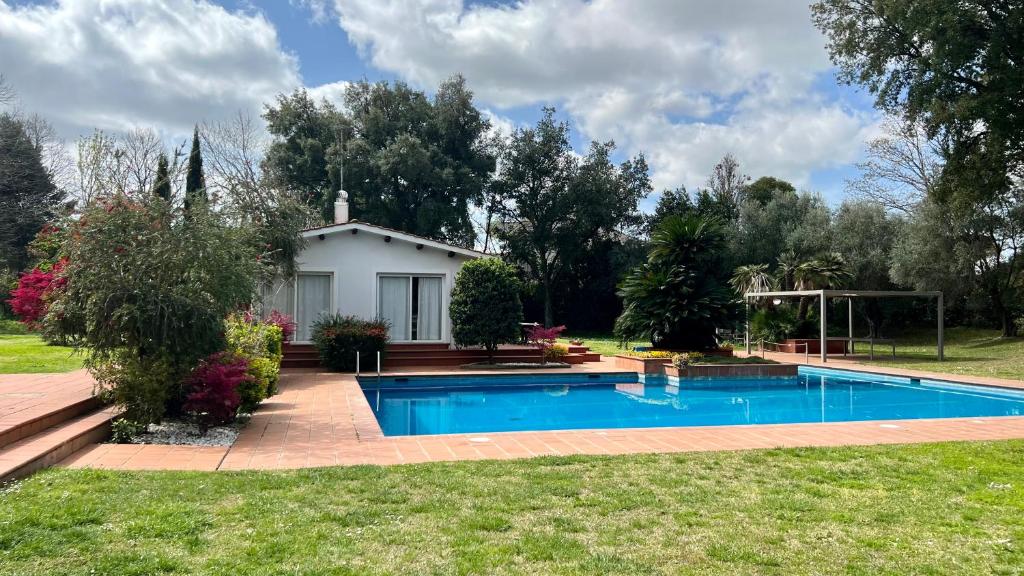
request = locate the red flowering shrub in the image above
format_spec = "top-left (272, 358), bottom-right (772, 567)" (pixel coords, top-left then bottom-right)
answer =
top-left (183, 352), bottom-right (251, 429)
top-left (8, 260), bottom-right (66, 328)
top-left (266, 310), bottom-right (296, 342)
top-left (526, 324), bottom-right (566, 364)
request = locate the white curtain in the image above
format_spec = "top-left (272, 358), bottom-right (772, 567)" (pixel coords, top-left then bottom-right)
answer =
top-left (379, 276), bottom-right (411, 341)
top-left (296, 274), bottom-right (331, 341)
top-left (416, 277), bottom-right (442, 341)
top-left (260, 278), bottom-right (294, 319)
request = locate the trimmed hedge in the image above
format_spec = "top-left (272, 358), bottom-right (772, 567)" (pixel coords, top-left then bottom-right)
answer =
top-left (311, 314), bottom-right (389, 372)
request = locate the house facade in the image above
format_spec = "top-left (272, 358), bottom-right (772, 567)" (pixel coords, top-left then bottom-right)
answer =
top-left (262, 192), bottom-right (483, 344)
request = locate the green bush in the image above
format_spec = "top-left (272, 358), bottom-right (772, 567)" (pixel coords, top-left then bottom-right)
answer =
top-left (311, 314), bottom-right (389, 372)
top-left (0, 318), bottom-right (28, 334)
top-left (88, 350), bottom-right (181, 425)
top-left (545, 343), bottom-right (569, 362)
top-left (449, 258), bottom-right (523, 362)
top-left (109, 418), bottom-right (145, 444)
top-left (225, 314), bottom-right (283, 410)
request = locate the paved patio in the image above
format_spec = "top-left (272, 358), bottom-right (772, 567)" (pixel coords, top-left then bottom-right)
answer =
top-left (61, 360), bottom-right (1024, 472)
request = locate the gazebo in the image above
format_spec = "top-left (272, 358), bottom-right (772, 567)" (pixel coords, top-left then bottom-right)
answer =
top-left (742, 289), bottom-right (944, 363)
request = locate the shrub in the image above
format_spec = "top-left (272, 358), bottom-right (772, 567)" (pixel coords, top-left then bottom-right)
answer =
top-left (545, 342), bottom-right (570, 362)
top-left (450, 258), bottom-right (523, 363)
top-left (89, 350), bottom-right (181, 425)
top-left (624, 350), bottom-right (674, 359)
top-left (225, 314), bottom-right (283, 408)
top-left (0, 319), bottom-right (27, 334)
top-left (183, 352), bottom-right (250, 430)
top-left (266, 310), bottom-right (296, 342)
top-left (46, 195), bottom-right (264, 423)
top-left (109, 418), bottom-right (145, 444)
top-left (527, 324), bottom-right (566, 364)
top-left (311, 314), bottom-right (389, 372)
top-left (671, 352), bottom-right (705, 368)
top-left (8, 259), bottom-right (66, 329)
top-left (615, 214), bottom-right (738, 350)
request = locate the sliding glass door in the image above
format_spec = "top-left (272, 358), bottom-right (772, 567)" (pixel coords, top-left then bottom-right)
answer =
top-left (295, 273), bottom-right (332, 342)
top-left (378, 275), bottom-right (443, 342)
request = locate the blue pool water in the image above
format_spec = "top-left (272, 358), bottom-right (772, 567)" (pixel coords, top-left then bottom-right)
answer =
top-left (360, 368), bottom-right (1024, 436)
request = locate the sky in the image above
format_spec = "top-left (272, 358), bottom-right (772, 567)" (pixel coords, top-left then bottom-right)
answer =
top-left (0, 0), bottom-right (883, 209)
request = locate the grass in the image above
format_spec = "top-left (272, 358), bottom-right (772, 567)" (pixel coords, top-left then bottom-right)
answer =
top-left (860, 327), bottom-right (1024, 381)
top-left (2, 441), bottom-right (1023, 574)
top-left (0, 334), bottom-right (83, 373)
top-left (558, 333), bottom-right (631, 357)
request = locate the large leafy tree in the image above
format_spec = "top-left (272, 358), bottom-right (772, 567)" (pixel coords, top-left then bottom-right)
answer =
top-left (493, 108), bottom-right (650, 326)
top-left (615, 214), bottom-right (738, 350)
top-left (0, 113), bottom-right (62, 273)
top-left (263, 76), bottom-right (496, 246)
top-left (812, 0), bottom-right (1024, 178)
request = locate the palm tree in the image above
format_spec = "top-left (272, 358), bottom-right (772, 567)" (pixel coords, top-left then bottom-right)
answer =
top-left (775, 251), bottom-right (800, 291)
top-left (730, 264), bottom-right (775, 299)
top-left (793, 252), bottom-right (852, 321)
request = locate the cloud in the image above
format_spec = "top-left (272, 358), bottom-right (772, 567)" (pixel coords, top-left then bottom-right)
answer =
top-left (307, 80), bottom-right (350, 107)
top-left (0, 0), bottom-right (302, 141)
top-left (331, 0), bottom-right (877, 194)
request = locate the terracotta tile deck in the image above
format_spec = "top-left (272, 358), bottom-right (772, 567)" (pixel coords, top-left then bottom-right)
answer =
top-left (61, 360), bottom-right (1024, 472)
top-left (1, 369), bottom-right (99, 446)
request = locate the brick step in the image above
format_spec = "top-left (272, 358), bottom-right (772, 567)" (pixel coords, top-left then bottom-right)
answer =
top-left (0, 408), bottom-right (115, 482)
top-left (566, 345), bottom-right (591, 354)
top-left (0, 395), bottom-right (103, 451)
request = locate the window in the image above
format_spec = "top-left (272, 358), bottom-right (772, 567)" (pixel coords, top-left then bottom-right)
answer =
top-left (378, 275), bottom-right (443, 341)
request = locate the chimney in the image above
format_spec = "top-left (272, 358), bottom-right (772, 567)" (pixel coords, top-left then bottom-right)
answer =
top-left (334, 190), bottom-right (349, 224)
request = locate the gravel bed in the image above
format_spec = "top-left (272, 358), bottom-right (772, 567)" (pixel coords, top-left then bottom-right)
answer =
top-left (129, 417), bottom-right (249, 446)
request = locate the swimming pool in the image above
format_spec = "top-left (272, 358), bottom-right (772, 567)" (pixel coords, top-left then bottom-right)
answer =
top-left (360, 368), bottom-right (1024, 436)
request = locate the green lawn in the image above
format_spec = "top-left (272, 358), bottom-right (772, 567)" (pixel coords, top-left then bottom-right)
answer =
top-left (861, 327), bottom-right (1024, 381)
top-left (0, 335), bottom-right (83, 373)
top-left (2, 441), bottom-right (1023, 574)
top-left (559, 333), bottom-right (631, 356)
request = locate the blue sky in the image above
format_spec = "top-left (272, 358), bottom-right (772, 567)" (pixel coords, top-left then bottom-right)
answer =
top-left (1, 0), bottom-right (882, 208)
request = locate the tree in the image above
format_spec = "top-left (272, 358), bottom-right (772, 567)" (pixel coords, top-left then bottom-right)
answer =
top-left (152, 153), bottom-right (172, 201)
top-left (731, 264), bottom-right (775, 297)
top-left (184, 126), bottom-right (207, 213)
top-left (46, 195), bottom-right (263, 423)
top-left (644, 187), bottom-right (694, 235)
top-left (449, 258), bottom-right (524, 362)
top-left (263, 76), bottom-right (497, 245)
top-left (846, 117), bottom-right (940, 213)
top-left (614, 214), bottom-right (738, 350)
top-left (0, 74), bottom-right (13, 106)
top-left (730, 190), bottom-right (832, 267)
top-left (833, 200), bottom-right (904, 336)
top-left (793, 253), bottom-right (852, 322)
top-left (706, 153), bottom-right (750, 216)
top-left (0, 114), bottom-right (62, 273)
top-left (744, 176), bottom-right (795, 206)
top-left (812, 0), bottom-right (1024, 179)
top-left (494, 108), bottom-right (650, 326)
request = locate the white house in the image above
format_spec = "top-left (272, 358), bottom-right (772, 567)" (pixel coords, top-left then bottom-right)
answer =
top-left (262, 192), bottom-right (484, 344)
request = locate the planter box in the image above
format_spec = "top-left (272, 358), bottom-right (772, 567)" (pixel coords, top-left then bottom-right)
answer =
top-left (777, 339), bottom-right (846, 355)
top-left (614, 355), bottom-right (670, 374)
top-left (664, 363), bottom-right (799, 379)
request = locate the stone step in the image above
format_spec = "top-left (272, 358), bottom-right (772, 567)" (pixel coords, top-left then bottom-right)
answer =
top-left (0, 395), bottom-right (103, 451)
top-left (0, 408), bottom-right (115, 482)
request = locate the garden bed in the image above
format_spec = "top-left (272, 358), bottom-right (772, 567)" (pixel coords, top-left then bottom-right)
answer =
top-left (113, 417), bottom-right (248, 447)
top-left (665, 363), bottom-right (798, 379)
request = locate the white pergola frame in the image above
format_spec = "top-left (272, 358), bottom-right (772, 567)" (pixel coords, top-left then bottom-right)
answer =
top-left (743, 289), bottom-right (944, 363)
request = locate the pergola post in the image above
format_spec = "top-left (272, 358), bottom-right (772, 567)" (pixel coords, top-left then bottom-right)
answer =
top-left (847, 297), bottom-right (853, 356)
top-left (819, 290), bottom-right (827, 363)
top-left (744, 299), bottom-right (751, 354)
top-left (937, 293), bottom-right (944, 361)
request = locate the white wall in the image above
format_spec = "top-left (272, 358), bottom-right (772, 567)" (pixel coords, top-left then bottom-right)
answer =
top-left (294, 230), bottom-right (474, 344)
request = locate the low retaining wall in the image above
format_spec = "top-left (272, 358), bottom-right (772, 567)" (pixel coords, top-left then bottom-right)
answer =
top-left (778, 339), bottom-right (846, 355)
top-left (614, 355), bottom-right (672, 374)
top-left (664, 363), bottom-right (798, 379)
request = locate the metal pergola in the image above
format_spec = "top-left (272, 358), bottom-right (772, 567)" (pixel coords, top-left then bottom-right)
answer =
top-left (743, 289), bottom-right (944, 363)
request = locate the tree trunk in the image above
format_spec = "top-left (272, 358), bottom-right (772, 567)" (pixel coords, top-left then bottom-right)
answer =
top-left (543, 279), bottom-right (554, 328)
top-left (796, 296), bottom-right (810, 323)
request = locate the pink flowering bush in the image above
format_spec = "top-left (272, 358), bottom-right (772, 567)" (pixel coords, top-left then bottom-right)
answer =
top-left (183, 352), bottom-right (251, 430)
top-left (266, 310), bottom-right (296, 342)
top-left (8, 259), bottom-right (66, 328)
top-left (526, 324), bottom-right (566, 364)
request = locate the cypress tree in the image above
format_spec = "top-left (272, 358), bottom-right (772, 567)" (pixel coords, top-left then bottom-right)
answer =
top-left (152, 153), bottom-right (172, 202)
top-left (184, 126), bottom-right (206, 214)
